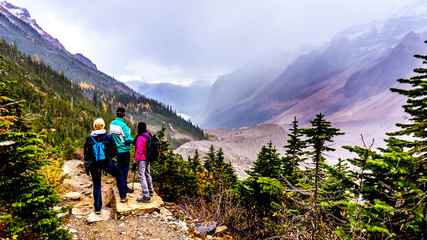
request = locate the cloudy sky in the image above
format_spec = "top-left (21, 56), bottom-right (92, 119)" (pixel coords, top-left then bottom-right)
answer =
top-left (12, 0), bottom-right (418, 85)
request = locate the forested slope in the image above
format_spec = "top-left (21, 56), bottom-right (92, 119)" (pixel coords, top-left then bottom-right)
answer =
top-left (0, 39), bottom-right (204, 156)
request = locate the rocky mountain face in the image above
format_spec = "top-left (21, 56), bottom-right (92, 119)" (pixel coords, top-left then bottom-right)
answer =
top-left (175, 1), bottom-right (427, 174)
top-left (0, 1), bottom-right (131, 94)
top-left (202, 1), bottom-right (427, 131)
top-left (74, 53), bottom-right (97, 70)
top-left (0, 1), bottom-right (65, 51)
top-left (199, 1), bottom-right (427, 151)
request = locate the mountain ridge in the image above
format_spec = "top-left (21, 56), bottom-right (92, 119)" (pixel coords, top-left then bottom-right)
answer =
top-left (0, 1), bottom-right (133, 95)
top-left (201, 0), bottom-right (427, 132)
top-left (0, 1), bottom-right (206, 146)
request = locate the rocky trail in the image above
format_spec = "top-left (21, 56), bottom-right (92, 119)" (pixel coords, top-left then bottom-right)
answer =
top-left (59, 160), bottom-right (230, 240)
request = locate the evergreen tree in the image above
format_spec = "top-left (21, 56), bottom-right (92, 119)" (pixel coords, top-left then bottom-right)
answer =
top-left (321, 157), bottom-right (355, 235)
top-left (344, 142), bottom-right (395, 239)
top-left (249, 142), bottom-right (283, 179)
top-left (200, 147), bottom-right (238, 197)
top-left (203, 145), bottom-right (216, 173)
top-left (364, 43), bottom-right (427, 239)
top-left (213, 147), bottom-right (238, 189)
top-left (188, 149), bottom-right (202, 172)
top-left (236, 142), bottom-right (285, 222)
top-left (0, 96), bottom-right (71, 239)
top-left (340, 43), bottom-right (427, 239)
top-left (150, 125), bottom-right (197, 200)
top-left (388, 44), bottom-right (427, 239)
top-left (283, 117), bottom-right (307, 185)
top-left (301, 113), bottom-right (344, 235)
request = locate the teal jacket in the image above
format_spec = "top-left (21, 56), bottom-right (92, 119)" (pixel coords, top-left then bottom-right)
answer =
top-left (109, 117), bottom-right (134, 153)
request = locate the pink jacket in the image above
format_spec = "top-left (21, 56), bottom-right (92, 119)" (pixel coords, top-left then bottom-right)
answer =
top-left (135, 132), bottom-right (149, 162)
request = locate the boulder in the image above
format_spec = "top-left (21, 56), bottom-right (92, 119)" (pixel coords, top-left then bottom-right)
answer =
top-left (64, 192), bottom-right (81, 200)
top-left (110, 183), bottom-right (163, 218)
top-left (87, 210), bottom-right (111, 223)
top-left (160, 207), bottom-right (173, 217)
top-left (71, 207), bottom-right (85, 216)
top-left (195, 223), bottom-right (217, 236)
top-left (214, 225), bottom-right (228, 235)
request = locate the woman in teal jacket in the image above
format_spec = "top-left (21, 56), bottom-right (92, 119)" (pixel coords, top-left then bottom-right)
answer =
top-left (109, 107), bottom-right (134, 193)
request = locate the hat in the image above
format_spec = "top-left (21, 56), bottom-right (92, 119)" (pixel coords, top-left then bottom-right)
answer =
top-left (93, 118), bottom-right (105, 130)
top-left (117, 107), bottom-right (126, 114)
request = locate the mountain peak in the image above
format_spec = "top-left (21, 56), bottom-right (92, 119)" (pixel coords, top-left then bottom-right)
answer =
top-left (74, 53), bottom-right (97, 70)
top-left (391, 0), bottom-right (427, 18)
top-left (0, 1), bottom-right (65, 50)
top-left (0, 1), bottom-right (30, 19)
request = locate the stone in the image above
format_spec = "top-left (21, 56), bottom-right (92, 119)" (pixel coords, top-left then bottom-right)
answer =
top-left (110, 183), bottom-right (164, 217)
top-left (87, 210), bottom-right (111, 223)
top-left (214, 225), bottom-right (228, 235)
top-left (195, 223), bottom-right (217, 236)
top-left (57, 212), bottom-right (69, 218)
top-left (71, 207), bottom-right (85, 216)
top-left (65, 192), bottom-right (82, 200)
top-left (159, 207), bottom-right (173, 216)
top-left (177, 221), bottom-right (188, 231)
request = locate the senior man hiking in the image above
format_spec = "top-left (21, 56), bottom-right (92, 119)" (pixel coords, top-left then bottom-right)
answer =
top-left (110, 107), bottom-right (134, 193)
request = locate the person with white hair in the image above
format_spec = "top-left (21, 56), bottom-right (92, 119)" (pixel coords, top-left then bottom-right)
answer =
top-left (84, 118), bottom-right (128, 214)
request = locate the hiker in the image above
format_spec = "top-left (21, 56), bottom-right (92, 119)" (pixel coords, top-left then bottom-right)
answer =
top-left (134, 121), bottom-right (154, 203)
top-left (109, 107), bottom-right (134, 193)
top-left (84, 118), bottom-right (128, 214)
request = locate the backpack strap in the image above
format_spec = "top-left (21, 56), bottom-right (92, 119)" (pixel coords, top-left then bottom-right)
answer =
top-left (138, 133), bottom-right (150, 140)
top-left (90, 135), bottom-right (98, 143)
top-left (136, 133), bottom-right (150, 156)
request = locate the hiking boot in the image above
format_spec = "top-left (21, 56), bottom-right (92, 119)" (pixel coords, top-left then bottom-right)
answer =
top-left (126, 187), bottom-right (134, 193)
top-left (95, 210), bottom-right (101, 215)
top-left (149, 191), bottom-right (153, 197)
top-left (137, 196), bottom-right (151, 203)
top-left (120, 198), bottom-right (128, 203)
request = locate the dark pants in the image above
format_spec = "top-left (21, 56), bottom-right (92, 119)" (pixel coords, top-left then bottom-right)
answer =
top-left (117, 152), bottom-right (131, 184)
top-left (90, 160), bottom-right (127, 211)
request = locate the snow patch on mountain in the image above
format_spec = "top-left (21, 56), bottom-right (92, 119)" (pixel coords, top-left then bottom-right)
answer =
top-left (0, 1), bottom-right (65, 50)
top-left (391, 0), bottom-right (427, 18)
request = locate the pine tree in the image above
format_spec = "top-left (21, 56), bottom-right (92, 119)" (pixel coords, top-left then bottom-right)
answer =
top-left (0, 96), bottom-right (71, 239)
top-left (301, 113), bottom-right (344, 236)
top-left (150, 125), bottom-right (197, 200)
top-left (248, 142), bottom-right (283, 179)
top-left (213, 147), bottom-right (238, 189)
top-left (283, 117), bottom-right (307, 185)
top-left (389, 45), bottom-right (427, 239)
top-left (379, 42), bottom-right (426, 239)
top-left (340, 42), bottom-right (427, 239)
top-left (344, 141), bottom-right (395, 239)
top-left (188, 149), bottom-right (202, 172)
top-left (203, 145), bottom-right (216, 173)
top-left (236, 142), bottom-right (285, 221)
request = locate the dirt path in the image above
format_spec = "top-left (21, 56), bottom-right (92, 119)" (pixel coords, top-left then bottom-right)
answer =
top-left (59, 160), bottom-right (194, 240)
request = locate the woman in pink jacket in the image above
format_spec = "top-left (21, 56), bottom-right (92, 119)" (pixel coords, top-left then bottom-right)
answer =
top-left (134, 121), bottom-right (154, 203)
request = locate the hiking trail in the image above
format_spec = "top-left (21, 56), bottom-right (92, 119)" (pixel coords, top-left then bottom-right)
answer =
top-left (59, 159), bottom-right (196, 239)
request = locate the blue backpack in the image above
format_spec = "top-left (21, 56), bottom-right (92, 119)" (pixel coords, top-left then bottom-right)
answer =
top-left (90, 136), bottom-right (106, 161)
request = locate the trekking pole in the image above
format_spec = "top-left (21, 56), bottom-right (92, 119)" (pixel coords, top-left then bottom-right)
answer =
top-left (132, 162), bottom-right (137, 191)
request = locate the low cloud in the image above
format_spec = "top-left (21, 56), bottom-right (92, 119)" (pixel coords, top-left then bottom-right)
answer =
top-left (14, 0), bottom-right (417, 84)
